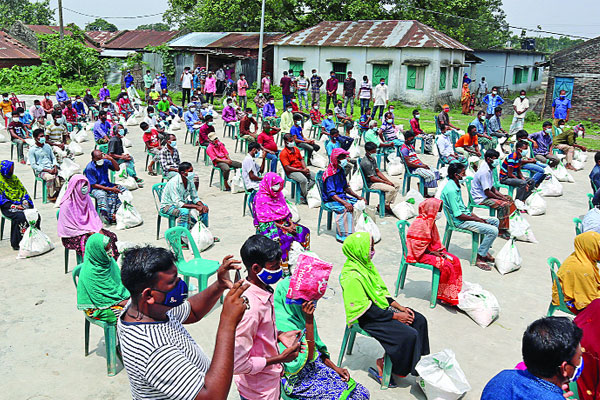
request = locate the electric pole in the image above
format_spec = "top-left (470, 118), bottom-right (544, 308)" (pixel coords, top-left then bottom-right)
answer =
top-left (58, 0), bottom-right (64, 39)
top-left (256, 0), bottom-right (266, 87)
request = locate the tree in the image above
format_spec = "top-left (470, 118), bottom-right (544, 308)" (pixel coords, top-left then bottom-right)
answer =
top-left (85, 18), bottom-right (118, 32)
top-left (508, 34), bottom-right (585, 53)
top-left (0, 0), bottom-right (54, 29)
top-left (136, 22), bottom-right (171, 31)
top-left (164, 0), bottom-right (509, 48)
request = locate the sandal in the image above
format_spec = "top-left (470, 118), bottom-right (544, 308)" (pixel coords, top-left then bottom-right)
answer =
top-left (147, 170), bottom-right (157, 176)
top-left (367, 367), bottom-right (398, 388)
top-left (213, 237), bottom-right (220, 243)
top-left (475, 260), bottom-right (492, 271)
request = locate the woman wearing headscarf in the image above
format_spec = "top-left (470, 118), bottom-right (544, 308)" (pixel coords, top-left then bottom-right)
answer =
top-left (574, 298), bottom-right (600, 400)
top-left (406, 198), bottom-right (463, 306)
top-left (553, 232), bottom-right (600, 314)
top-left (57, 174), bottom-right (119, 260)
top-left (274, 277), bottom-right (370, 399)
top-left (253, 172), bottom-right (310, 273)
top-left (461, 83), bottom-right (471, 115)
top-left (0, 160), bottom-right (41, 249)
top-left (340, 232), bottom-right (430, 386)
top-left (77, 233), bottom-right (129, 322)
top-left (321, 148), bottom-right (363, 243)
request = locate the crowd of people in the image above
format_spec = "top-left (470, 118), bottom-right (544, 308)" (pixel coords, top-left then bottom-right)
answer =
top-left (1, 65), bottom-right (598, 400)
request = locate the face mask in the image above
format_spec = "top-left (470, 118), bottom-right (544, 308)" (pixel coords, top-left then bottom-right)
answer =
top-left (190, 107), bottom-right (196, 113)
top-left (271, 183), bottom-right (281, 191)
top-left (38, 137), bottom-right (46, 144)
top-left (520, 95), bottom-right (525, 99)
top-left (295, 120), bottom-right (302, 126)
top-left (560, 95), bottom-right (565, 99)
top-left (12, 117), bottom-right (19, 122)
top-left (436, 212), bottom-right (443, 220)
top-left (443, 130), bottom-right (452, 137)
top-left (107, 99), bottom-right (112, 104)
top-left (331, 75), bottom-right (335, 78)
top-left (95, 160), bottom-right (104, 166)
top-left (479, 116), bottom-right (485, 121)
top-left (121, 90), bottom-right (126, 93)
top-left (313, 106), bottom-right (319, 110)
top-left (389, 108), bottom-right (394, 112)
top-left (248, 114), bottom-right (253, 119)
top-left (415, 114), bottom-right (420, 119)
top-left (339, 159), bottom-right (348, 168)
top-left (170, 141), bottom-right (177, 147)
top-left (19, 113), bottom-right (24, 117)
top-left (254, 150), bottom-right (263, 159)
top-left (559, 125), bottom-right (565, 130)
top-left (570, 357), bottom-right (584, 382)
top-left (380, 82), bottom-right (385, 85)
top-left (86, 91), bottom-right (91, 95)
top-left (257, 266), bottom-right (283, 285)
top-left (458, 178), bottom-right (465, 185)
top-left (386, 119), bottom-right (393, 124)
top-left (208, 122), bottom-right (213, 126)
top-left (81, 185), bottom-right (89, 195)
top-left (103, 108), bottom-right (109, 112)
top-left (123, 96), bottom-right (128, 100)
top-left (118, 129), bottom-right (125, 136)
top-left (270, 100), bottom-right (275, 104)
top-left (492, 91), bottom-right (497, 95)
top-left (369, 250), bottom-right (375, 259)
top-left (287, 108), bottom-right (292, 112)
top-left (45, 96), bottom-right (49, 100)
top-left (286, 142), bottom-right (295, 148)
top-left (35, 105), bottom-right (40, 109)
top-left (492, 159), bottom-right (500, 167)
top-left (545, 128), bottom-right (552, 134)
top-left (327, 115), bottom-right (333, 120)
top-left (444, 109), bottom-right (449, 113)
top-left (186, 171), bottom-right (195, 180)
top-left (153, 279), bottom-right (189, 308)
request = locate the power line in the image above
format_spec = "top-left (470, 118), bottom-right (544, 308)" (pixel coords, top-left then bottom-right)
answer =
top-left (62, 7), bottom-right (163, 20)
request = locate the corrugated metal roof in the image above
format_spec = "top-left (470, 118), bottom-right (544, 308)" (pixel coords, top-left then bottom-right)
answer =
top-left (86, 30), bottom-right (122, 47)
top-left (26, 24), bottom-right (100, 50)
top-left (207, 33), bottom-right (286, 49)
top-left (168, 32), bottom-right (230, 48)
top-left (276, 20), bottom-right (471, 51)
top-left (104, 30), bottom-right (180, 50)
top-left (0, 30), bottom-right (39, 59)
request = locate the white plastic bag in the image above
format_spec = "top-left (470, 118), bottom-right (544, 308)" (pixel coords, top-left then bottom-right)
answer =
top-left (311, 153), bottom-right (327, 169)
top-left (115, 191), bottom-right (143, 230)
top-left (435, 179), bottom-right (449, 200)
top-left (122, 137), bottom-right (133, 148)
top-left (286, 200), bottom-right (301, 223)
top-left (525, 190), bottom-right (546, 216)
top-left (126, 114), bottom-right (138, 126)
top-left (58, 158), bottom-right (81, 180)
top-left (406, 188), bottom-right (425, 206)
top-left (54, 182), bottom-right (67, 208)
top-left (116, 241), bottom-right (137, 253)
top-left (307, 185), bottom-right (321, 209)
top-left (392, 201), bottom-right (417, 220)
top-left (387, 154), bottom-right (403, 176)
top-left (349, 141), bottom-right (360, 159)
top-left (114, 165), bottom-right (138, 191)
top-left (170, 115), bottom-right (182, 131)
top-left (355, 212), bottom-right (381, 243)
top-left (0, 132), bottom-right (7, 143)
top-left (228, 170), bottom-right (245, 194)
top-left (416, 349), bottom-right (471, 400)
top-left (191, 221), bottom-right (214, 252)
top-left (508, 212), bottom-right (537, 243)
top-left (495, 238), bottom-right (522, 275)
top-left (457, 281), bottom-right (500, 328)
top-left (574, 149), bottom-right (588, 163)
top-left (71, 130), bottom-right (88, 143)
top-left (552, 163), bottom-right (574, 183)
top-left (67, 141), bottom-right (83, 156)
top-left (571, 159), bottom-right (584, 171)
top-left (540, 175), bottom-right (563, 197)
top-left (349, 171), bottom-right (363, 193)
top-left (17, 209), bottom-right (54, 259)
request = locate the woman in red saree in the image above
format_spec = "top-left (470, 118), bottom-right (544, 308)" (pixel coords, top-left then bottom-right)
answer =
top-left (406, 198), bottom-right (463, 305)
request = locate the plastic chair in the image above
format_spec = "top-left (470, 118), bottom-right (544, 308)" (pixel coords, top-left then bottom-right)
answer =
top-left (588, 193), bottom-right (594, 210)
top-left (145, 147), bottom-right (162, 175)
top-left (310, 123), bottom-right (321, 139)
top-left (442, 205), bottom-right (481, 266)
top-left (234, 122), bottom-right (249, 153)
top-left (357, 157), bottom-right (385, 218)
top-left (315, 171), bottom-right (334, 235)
top-left (72, 264), bottom-right (120, 376)
top-left (338, 324), bottom-right (393, 390)
top-left (195, 145), bottom-right (210, 166)
top-left (223, 122), bottom-right (236, 138)
top-left (434, 115), bottom-right (442, 135)
top-left (184, 127), bottom-right (198, 144)
top-left (209, 165), bottom-right (236, 191)
top-left (164, 226), bottom-right (221, 294)
top-left (33, 174), bottom-right (48, 204)
top-left (546, 257), bottom-right (575, 317)
top-left (395, 220), bottom-right (440, 308)
top-left (0, 214), bottom-right (8, 241)
top-left (399, 153), bottom-right (425, 196)
top-left (10, 140), bottom-right (29, 161)
top-left (56, 210), bottom-right (82, 273)
top-left (242, 178), bottom-right (256, 217)
top-left (492, 166), bottom-right (515, 197)
top-left (280, 157), bottom-right (302, 205)
top-left (573, 217), bottom-right (583, 235)
top-left (464, 177), bottom-right (496, 217)
top-left (152, 183), bottom-right (177, 240)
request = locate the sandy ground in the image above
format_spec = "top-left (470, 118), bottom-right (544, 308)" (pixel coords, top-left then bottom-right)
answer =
top-left (0, 95), bottom-right (591, 399)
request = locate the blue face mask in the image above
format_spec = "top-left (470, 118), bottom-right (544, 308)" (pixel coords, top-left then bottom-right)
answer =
top-left (257, 266), bottom-right (283, 285)
top-left (153, 279), bottom-right (188, 307)
top-left (340, 159), bottom-right (348, 168)
top-left (570, 357), bottom-right (584, 382)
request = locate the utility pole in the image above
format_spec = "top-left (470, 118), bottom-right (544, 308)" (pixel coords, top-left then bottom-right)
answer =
top-left (256, 0), bottom-right (266, 87)
top-left (58, 0), bottom-right (64, 39)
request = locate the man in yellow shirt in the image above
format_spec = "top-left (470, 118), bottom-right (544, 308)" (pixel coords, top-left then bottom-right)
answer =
top-left (0, 92), bottom-right (13, 126)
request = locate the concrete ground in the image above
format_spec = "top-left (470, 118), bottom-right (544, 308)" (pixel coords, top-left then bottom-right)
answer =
top-left (1, 95), bottom-right (590, 399)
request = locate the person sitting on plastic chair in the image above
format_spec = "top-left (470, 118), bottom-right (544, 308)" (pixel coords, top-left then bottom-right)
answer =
top-left (240, 108), bottom-right (259, 143)
top-left (84, 150), bottom-right (125, 224)
top-left (8, 110), bottom-right (30, 164)
top-left (380, 111), bottom-right (404, 150)
top-left (62, 101), bottom-right (82, 133)
top-left (361, 142), bottom-right (401, 215)
top-left (436, 126), bottom-right (467, 166)
top-left (184, 103), bottom-right (201, 137)
top-left (108, 124), bottom-right (144, 187)
top-left (207, 132), bottom-right (242, 192)
top-left (400, 130), bottom-right (440, 197)
top-left (440, 162), bottom-right (499, 270)
top-left (363, 120), bottom-right (395, 156)
top-left (499, 140), bottom-right (541, 202)
top-left (29, 128), bottom-right (63, 202)
top-left (93, 111), bottom-right (111, 145)
top-left (554, 119), bottom-right (588, 171)
top-left (281, 133), bottom-right (316, 201)
top-left (410, 109), bottom-right (434, 154)
top-left (242, 142), bottom-right (266, 192)
top-left (516, 129), bottom-right (551, 182)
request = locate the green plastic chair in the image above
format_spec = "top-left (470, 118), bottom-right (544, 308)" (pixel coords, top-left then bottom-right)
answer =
top-left (96, 143), bottom-right (109, 154)
top-left (0, 213), bottom-right (8, 241)
top-left (442, 205), bottom-right (481, 266)
top-left (10, 140), bottom-right (29, 162)
top-left (464, 177), bottom-right (496, 217)
top-left (209, 164), bottom-right (238, 191)
top-left (315, 171), bottom-right (334, 235)
top-left (492, 166), bottom-right (515, 197)
top-left (399, 153), bottom-right (425, 196)
top-left (279, 157), bottom-right (302, 205)
top-left (338, 324), bottom-right (393, 390)
top-left (164, 226), bottom-right (221, 294)
top-left (233, 122), bottom-right (249, 153)
top-left (184, 127), bottom-right (199, 145)
top-left (145, 147), bottom-right (162, 175)
top-left (434, 115), bottom-right (442, 136)
top-left (151, 183), bottom-right (177, 240)
top-left (72, 264), bottom-right (120, 376)
top-left (546, 257), bottom-right (575, 317)
top-left (56, 210), bottom-right (82, 273)
top-left (395, 220), bottom-right (440, 308)
top-left (588, 193), bottom-right (594, 210)
top-left (33, 174), bottom-right (48, 204)
top-left (357, 158), bottom-right (385, 218)
top-left (574, 217), bottom-right (583, 235)
top-left (242, 178), bottom-right (256, 217)
top-left (310, 123), bottom-right (321, 139)
top-left (195, 144), bottom-right (210, 166)
top-left (223, 121), bottom-right (236, 138)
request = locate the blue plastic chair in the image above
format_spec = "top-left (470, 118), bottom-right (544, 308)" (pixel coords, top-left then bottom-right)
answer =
top-left (442, 205), bottom-right (481, 266)
top-left (546, 257), bottom-right (575, 317)
top-left (357, 157), bottom-right (385, 218)
top-left (152, 183), bottom-right (177, 240)
top-left (395, 220), bottom-right (440, 308)
top-left (399, 153), bottom-right (425, 196)
top-left (315, 171), bottom-right (334, 235)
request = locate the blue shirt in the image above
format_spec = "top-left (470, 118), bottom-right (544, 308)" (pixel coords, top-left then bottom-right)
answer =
top-left (84, 160), bottom-right (116, 188)
top-left (321, 118), bottom-right (335, 133)
top-left (482, 94), bottom-right (504, 114)
top-left (262, 103), bottom-right (276, 118)
top-left (160, 76), bottom-right (168, 90)
top-left (19, 111), bottom-right (33, 125)
top-left (470, 118), bottom-right (486, 135)
top-left (124, 74), bottom-right (134, 88)
top-left (28, 144), bottom-right (57, 175)
top-left (73, 101), bottom-right (86, 115)
top-left (322, 170), bottom-right (349, 203)
top-left (325, 139), bottom-right (340, 156)
top-left (359, 114), bottom-right (370, 130)
top-left (487, 115), bottom-right (503, 135)
top-left (290, 125), bottom-right (305, 141)
top-left (93, 120), bottom-right (111, 141)
top-left (590, 165), bottom-right (600, 192)
top-left (481, 369), bottom-right (564, 400)
top-left (184, 110), bottom-right (200, 130)
top-left (552, 97), bottom-right (571, 119)
top-left (529, 131), bottom-right (553, 156)
top-left (56, 89), bottom-right (69, 103)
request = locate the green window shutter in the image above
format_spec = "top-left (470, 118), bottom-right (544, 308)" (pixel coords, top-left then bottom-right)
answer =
top-left (452, 68), bottom-right (460, 88)
top-left (407, 66), bottom-right (416, 89)
top-left (289, 61), bottom-right (303, 76)
top-left (522, 67), bottom-right (529, 83)
top-left (533, 67), bottom-right (539, 81)
top-left (439, 67), bottom-right (447, 90)
top-left (372, 64), bottom-right (389, 84)
top-left (513, 68), bottom-right (522, 85)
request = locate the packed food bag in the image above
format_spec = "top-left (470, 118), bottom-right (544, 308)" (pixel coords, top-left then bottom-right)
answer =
top-left (539, 175), bottom-right (563, 197)
top-left (495, 238), bottom-right (522, 275)
top-left (71, 130), bottom-right (88, 143)
top-left (58, 158), bottom-right (81, 181)
top-left (552, 163), bottom-right (575, 183)
top-left (311, 153), bottom-right (327, 169)
top-left (115, 191), bottom-right (143, 230)
top-left (307, 185), bottom-right (321, 209)
top-left (571, 159), bottom-right (584, 171)
top-left (392, 199), bottom-right (417, 220)
top-left (574, 149), bottom-right (588, 163)
top-left (228, 170), bottom-right (245, 193)
top-left (286, 199), bottom-right (301, 223)
top-left (355, 212), bottom-right (381, 242)
top-left (387, 154), bottom-right (404, 176)
top-left (349, 140), bottom-right (360, 159)
top-left (349, 171), bottom-right (363, 193)
top-left (458, 281), bottom-right (500, 328)
top-left (406, 188), bottom-right (425, 206)
top-left (170, 115), bottom-right (182, 131)
top-left (416, 349), bottom-right (471, 400)
top-left (525, 190), bottom-right (546, 216)
top-left (0, 132), bottom-right (7, 143)
top-left (17, 209), bottom-right (54, 259)
top-left (191, 221), bottom-right (214, 252)
top-left (126, 114), bottom-right (138, 126)
top-left (286, 253), bottom-right (333, 304)
top-left (435, 179), bottom-right (449, 199)
top-left (67, 141), bottom-right (83, 156)
top-left (122, 137), bottom-right (133, 148)
top-left (508, 212), bottom-right (537, 243)
top-left (114, 165), bottom-right (138, 191)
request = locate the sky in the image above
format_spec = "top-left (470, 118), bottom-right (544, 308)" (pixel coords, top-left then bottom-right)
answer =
top-left (47, 0), bottom-right (600, 39)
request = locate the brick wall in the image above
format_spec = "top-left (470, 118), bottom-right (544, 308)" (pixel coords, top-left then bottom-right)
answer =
top-left (543, 37), bottom-right (600, 122)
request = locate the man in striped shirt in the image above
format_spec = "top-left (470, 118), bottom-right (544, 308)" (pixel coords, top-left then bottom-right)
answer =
top-left (499, 140), bottom-right (535, 202)
top-left (118, 245), bottom-right (249, 400)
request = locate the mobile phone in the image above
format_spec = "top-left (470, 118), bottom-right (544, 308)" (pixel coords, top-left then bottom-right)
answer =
top-left (297, 328), bottom-right (306, 342)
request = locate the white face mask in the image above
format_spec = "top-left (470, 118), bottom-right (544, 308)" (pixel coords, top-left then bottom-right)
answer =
top-left (123, 96), bottom-right (128, 99)
top-left (492, 91), bottom-right (497, 95)
top-left (479, 115), bottom-right (485, 121)
top-left (559, 125), bottom-right (565, 130)
top-left (286, 142), bottom-right (295, 148)
top-left (287, 108), bottom-right (292, 112)
top-left (313, 106), bottom-right (319, 110)
top-left (190, 107), bottom-right (196, 112)
top-left (271, 183), bottom-right (281, 191)
top-left (270, 100), bottom-right (275, 104)
top-left (415, 114), bottom-right (420, 119)
top-left (544, 128), bottom-right (552, 134)
top-left (95, 160), bottom-right (104, 166)
top-left (12, 117), bottom-right (19, 122)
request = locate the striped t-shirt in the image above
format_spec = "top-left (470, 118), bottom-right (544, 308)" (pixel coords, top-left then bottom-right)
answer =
top-left (499, 152), bottom-right (522, 178)
top-left (117, 301), bottom-right (210, 400)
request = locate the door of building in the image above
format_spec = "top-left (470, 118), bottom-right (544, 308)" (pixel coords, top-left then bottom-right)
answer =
top-left (553, 77), bottom-right (574, 100)
top-left (372, 64), bottom-right (389, 84)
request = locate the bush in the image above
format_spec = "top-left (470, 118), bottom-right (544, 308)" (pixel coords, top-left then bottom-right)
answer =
top-left (525, 111), bottom-right (540, 123)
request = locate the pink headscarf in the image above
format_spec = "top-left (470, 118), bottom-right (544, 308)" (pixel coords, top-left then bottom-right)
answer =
top-left (57, 174), bottom-right (103, 238)
top-left (406, 198), bottom-right (444, 263)
top-left (323, 148), bottom-right (350, 181)
top-left (254, 172), bottom-right (290, 223)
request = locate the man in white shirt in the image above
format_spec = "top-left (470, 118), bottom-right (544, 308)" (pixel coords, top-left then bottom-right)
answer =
top-left (477, 77), bottom-right (488, 101)
top-left (436, 129), bottom-right (467, 165)
top-left (509, 90), bottom-right (530, 136)
top-left (180, 66), bottom-right (193, 107)
top-left (242, 142), bottom-right (266, 191)
top-left (372, 78), bottom-right (388, 120)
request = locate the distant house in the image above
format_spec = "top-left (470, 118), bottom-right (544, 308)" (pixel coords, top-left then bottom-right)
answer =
top-left (9, 22), bottom-right (100, 51)
top-left (464, 49), bottom-right (546, 93)
top-left (541, 36), bottom-right (600, 123)
top-left (168, 32), bottom-right (285, 87)
top-left (272, 20), bottom-right (472, 106)
top-left (0, 30), bottom-right (40, 68)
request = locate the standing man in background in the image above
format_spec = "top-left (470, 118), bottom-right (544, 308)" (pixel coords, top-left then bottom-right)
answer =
top-left (325, 71), bottom-right (339, 111)
top-left (343, 71), bottom-right (356, 116)
top-left (262, 72), bottom-right (271, 96)
top-left (310, 69), bottom-right (323, 108)
top-left (477, 76), bottom-right (488, 103)
top-left (482, 87), bottom-right (504, 119)
top-left (372, 78), bottom-right (388, 120)
top-left (509, 90), bottom-right (529, 136)
top-left (280, 71), bottom-right (293, 110)
top-left (216, 66), bottom-right (226, 95)
top-left (143, 69), bottom-right (153, 103)
top-left (237, 73), bottom-right (249, 111)
top-left (552, 89), bottom-right (571, 126)
top-left (180, 67), bottom-right (193, 107)
top-left (296, 70), bottom-right (310, 112)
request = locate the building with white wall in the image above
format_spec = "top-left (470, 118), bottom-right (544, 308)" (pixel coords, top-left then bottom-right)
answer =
top-left (273, 20), bottom-right (472, 107)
